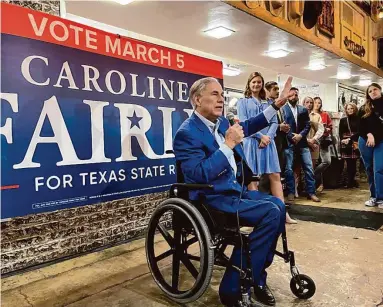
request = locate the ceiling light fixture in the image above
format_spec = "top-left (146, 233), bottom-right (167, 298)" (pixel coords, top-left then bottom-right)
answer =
top-left (264, 49), bottom-right (291, 58)
top-left (112, 0), bottom-right (135, 4)
top-left (223, 66), bottom-right (241, 76)
top-left (204, 26), bottom-right (235, 39)
top-left (336, 71), bottom-right (352, 80)
top-left (359, 79), bottom-right (371, 86)
top-left (306, 63), bottom-right (327, 71)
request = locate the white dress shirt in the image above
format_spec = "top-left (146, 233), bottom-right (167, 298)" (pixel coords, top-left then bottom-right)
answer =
top-left (288, 102), bottom-right (298, 126)
top-left (194, 111), bottom-right (237, 175)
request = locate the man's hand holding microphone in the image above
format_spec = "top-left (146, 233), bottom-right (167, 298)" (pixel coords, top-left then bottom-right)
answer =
top-left (224, 124), bottom-right (244, 149)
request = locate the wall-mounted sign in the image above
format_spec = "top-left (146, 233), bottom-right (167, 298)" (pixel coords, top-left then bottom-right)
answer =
top-left (318, 0), bottom-right (335, 38)
top-left (0, 4), bottom-right (223, 219)
top-left (344, 36), bottom-right (366, 57)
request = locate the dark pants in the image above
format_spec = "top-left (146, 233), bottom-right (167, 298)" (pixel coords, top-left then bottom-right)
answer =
top-left (344, 158), bottom-right (357, 187)
top-left (218, 191), bottom-right (285, 304)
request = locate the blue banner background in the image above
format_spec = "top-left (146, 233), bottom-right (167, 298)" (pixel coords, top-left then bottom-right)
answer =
top-left (1, 34), bottom-right (222, 219)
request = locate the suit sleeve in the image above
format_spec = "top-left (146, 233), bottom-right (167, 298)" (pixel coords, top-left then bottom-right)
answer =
top-left (240, 106), bottom-right (275, 137)
top-left (173, 129), bottom-right (232, 184)
top-left (299, 108), bottom-right (311, 138)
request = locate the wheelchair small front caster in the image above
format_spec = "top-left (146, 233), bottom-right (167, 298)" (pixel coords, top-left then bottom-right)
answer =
top-left (290, 274), bottom-right (316, 299)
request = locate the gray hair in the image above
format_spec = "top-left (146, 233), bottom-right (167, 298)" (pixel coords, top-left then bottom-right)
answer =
top-left (189, 77), bottom-right (219, 108)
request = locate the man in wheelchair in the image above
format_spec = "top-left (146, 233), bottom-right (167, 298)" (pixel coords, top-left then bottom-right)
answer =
top-left (172, 77), bottom-right (294, 307)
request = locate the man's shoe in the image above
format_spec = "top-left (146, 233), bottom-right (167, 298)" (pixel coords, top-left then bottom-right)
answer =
top-left (308, 194), bottom-right (320, 202)
top-left (287, 194), bottom-right (295, 202)
top-left (221, 297), bottom-right (258, 307)
top-left (253, 285), bottom-right (276, 306)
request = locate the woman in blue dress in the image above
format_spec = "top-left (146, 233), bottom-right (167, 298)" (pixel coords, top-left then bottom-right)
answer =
top-left (237, 72), bottom-right (297, 224)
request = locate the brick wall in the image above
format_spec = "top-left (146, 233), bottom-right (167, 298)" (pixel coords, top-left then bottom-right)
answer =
top-left (1, 191), bottom-right (168, 274)
top-left (2, 0), bottom-right (60, 16)
top-left (0, 0), bottom-right (170, 275)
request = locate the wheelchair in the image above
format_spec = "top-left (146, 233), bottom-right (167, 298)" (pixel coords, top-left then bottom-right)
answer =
top-left (145, 159), bottom-right (316, 305)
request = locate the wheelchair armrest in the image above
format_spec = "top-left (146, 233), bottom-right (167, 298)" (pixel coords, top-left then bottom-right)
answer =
top-left (171, 183), bottom-right (214, 191)
top-left (169, 183), bottom-right (214, 197)
top-left (251, 175), bottom-right (260, 182)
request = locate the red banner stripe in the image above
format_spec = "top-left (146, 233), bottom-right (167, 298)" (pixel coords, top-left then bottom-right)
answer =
top-left (0, 185), bottom-right (20, 190)
top-left (1, 3), bottom-right (223, 79)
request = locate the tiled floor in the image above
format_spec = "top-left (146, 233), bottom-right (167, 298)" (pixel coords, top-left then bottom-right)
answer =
top-left (2, 185), bottom-right (383, 307)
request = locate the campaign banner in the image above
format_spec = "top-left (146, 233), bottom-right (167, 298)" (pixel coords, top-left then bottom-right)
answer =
top-left (0, 3), bottom-right (223, 219)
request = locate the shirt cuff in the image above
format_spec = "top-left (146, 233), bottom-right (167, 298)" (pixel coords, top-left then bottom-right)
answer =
top-left (263, 106), bottom-right (277, 123)
top-left (219, 143), bottom-right (234, 162)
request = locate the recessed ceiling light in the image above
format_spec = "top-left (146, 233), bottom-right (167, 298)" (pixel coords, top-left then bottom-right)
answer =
top-left (223, 66), bottom-right (241, 76)
top-left (112, 0), bottom-right (135, 4)
top-left (359, 79), bottom-right (371, 86)
top-left (264, 49), bottom-right (291, 58)
top-left (204, 26), bottom-right (235, 39)
top-left (336, 71), bottom-right (352, 80)
top-left (306, 63), bottom-right (327, 70)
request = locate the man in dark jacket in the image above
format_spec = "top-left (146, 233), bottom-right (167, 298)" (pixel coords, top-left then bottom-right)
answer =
top-left (282, 87), bottom-right (320, 202)
top-left (265, 81), bottom-right (290, 172)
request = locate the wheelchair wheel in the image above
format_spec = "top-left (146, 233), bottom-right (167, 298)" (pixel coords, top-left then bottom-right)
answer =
top-left (290, 274), bottom-right (316, 299)
top-left (145, 198), bottom-right (214, 303)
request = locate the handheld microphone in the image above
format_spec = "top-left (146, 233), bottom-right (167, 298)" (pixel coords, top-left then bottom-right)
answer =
top-left (226, 112), bottom-right (245, 157)
top-left (226, 112), bottom-right (236, 126)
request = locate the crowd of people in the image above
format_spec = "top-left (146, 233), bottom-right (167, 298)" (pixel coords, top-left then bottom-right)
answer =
top-left (173, 75), bottom-right (382, 306)
top-left (234, 73), bottom-right (383, 214)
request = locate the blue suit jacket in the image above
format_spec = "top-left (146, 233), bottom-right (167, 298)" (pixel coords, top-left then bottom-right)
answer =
top-left (173, 111), bottom-right (271, 213)
top-left (282, 104), bottom-right (311, 148)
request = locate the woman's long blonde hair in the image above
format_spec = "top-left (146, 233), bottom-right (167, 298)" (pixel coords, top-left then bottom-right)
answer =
top-left (244, 72), bottom-right (266, 100)
top-left (363, 83), bottom-right (382, 118)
